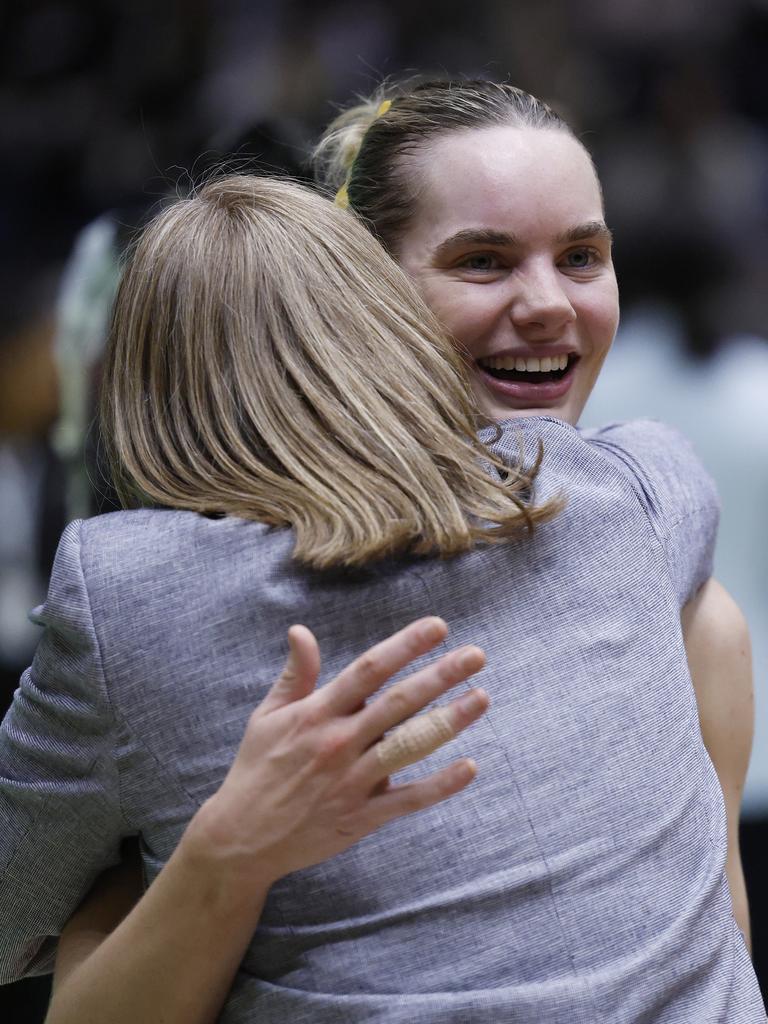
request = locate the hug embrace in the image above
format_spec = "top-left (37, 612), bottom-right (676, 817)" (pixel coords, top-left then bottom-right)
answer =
top-left (0, 80), bottom-right (764, 1023)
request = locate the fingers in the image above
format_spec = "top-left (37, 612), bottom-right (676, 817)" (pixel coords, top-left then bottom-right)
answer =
top-left (321, 617), bottom-right (449, 715)
top-left (375, 706), bottom-right (456, 775)
top-left (258, 625), bottom-right (321, 715)
top-left (355, 644), bottom-right (486, 750)
top-left (366, 757), bottom-right (478, 828)
top-left (350, 685), bottom-right (489, 791)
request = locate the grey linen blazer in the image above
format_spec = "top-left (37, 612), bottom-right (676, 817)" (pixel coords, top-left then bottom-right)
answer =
top-left (0, 417), bottom-right (765, 1022)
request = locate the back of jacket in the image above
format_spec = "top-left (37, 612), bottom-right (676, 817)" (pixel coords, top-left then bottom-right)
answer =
top-left (0, 417), bottom-right (764, 1023)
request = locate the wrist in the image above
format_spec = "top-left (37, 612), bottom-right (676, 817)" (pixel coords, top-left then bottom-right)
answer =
top-left (177, 797), bottom-right (279, 909)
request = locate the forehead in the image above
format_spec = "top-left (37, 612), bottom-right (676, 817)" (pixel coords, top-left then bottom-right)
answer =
top-left (406, 126), bottom-right (604, 248)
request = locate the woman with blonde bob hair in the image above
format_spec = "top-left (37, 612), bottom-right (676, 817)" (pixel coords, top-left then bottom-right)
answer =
top-left (0, 173), bottom-right (554, 1020)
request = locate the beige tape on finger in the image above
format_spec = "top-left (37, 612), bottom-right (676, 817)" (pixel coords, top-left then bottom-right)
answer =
top-left (376, 706), bottom-right (456, 775)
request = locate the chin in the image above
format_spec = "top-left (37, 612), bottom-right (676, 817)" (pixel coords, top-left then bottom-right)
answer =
top-left (485, 402), bottom-right (578, 426)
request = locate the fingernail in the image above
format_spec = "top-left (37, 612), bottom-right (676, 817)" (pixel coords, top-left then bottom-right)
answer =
top-left (459, 688), bottom-right (487, 713)
top-left (421, 617), bottom-right (447, 642)
top-left (458, 647), bottom-right (484, 672)
top-left (459, 758), bottom-right (477, 781)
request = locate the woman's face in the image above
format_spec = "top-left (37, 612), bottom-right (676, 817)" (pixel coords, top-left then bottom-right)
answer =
top-left (396, 126), bottom-right (620, 425)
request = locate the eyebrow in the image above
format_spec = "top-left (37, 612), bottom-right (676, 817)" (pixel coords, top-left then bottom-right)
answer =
top-left (432, 229), bottom-right (515, 262)
top-left (431, 221), bottom-right (613, 261)
top-left (556, 221), bottom-right (613, 244)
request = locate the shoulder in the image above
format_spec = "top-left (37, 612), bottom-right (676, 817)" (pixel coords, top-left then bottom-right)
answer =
top-left (77, 508), bottom-right (273, 573)
top-left (79, 507), bottom-right (225, 549)
top-left (45, 510), bottom-right (278, 627)
top-left (48, 510), bottom-right (201, 593)
top-left (582, 418), bottom-right (706, 482)
top-left (581, 418), bottom-right (719, 527)
top-left (581, 419), bottom-right (720, 607)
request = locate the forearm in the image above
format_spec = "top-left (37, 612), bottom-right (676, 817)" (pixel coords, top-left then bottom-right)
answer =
top-left (725, 843), bottom-right (752, 955)
top-left (682, 578), bottom-right (754, 957)
top-left (46, 806), bottom-right (272, 1024)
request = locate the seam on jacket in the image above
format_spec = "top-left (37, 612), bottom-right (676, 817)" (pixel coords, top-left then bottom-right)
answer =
top-left (75, 518), bottom-right (135, 833)
top-left (78, 519), bottom-right (208, 818)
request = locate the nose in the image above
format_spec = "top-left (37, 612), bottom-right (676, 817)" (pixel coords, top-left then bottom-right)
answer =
top-left (509, 263), bottom-right (576, 335)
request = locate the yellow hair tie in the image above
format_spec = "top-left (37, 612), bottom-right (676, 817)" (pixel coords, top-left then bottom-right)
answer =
top-left (334, 99), bottom-right (392, 209)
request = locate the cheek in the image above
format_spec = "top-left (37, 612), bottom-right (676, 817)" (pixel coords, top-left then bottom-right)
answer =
top-left (418, 284), bottom-right (496, 359)
top-left (579, 285), bottom-right (620, 353)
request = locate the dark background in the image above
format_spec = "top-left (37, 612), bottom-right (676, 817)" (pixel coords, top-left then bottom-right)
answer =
top-left (1, 0), bottom-right (766, 1018)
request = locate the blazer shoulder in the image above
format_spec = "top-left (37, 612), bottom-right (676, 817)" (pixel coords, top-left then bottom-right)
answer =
top-left (76, 508), bottom-right (275, 596)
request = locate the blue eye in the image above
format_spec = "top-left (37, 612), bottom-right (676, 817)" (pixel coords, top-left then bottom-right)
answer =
top-left (459, 253), bottom-right (500, 272)
top-left (563, 247), bottom-right (599, 269)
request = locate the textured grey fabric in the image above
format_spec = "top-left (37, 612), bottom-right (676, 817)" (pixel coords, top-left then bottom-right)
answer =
top-left (0, 416), bottom-right (765, 1022)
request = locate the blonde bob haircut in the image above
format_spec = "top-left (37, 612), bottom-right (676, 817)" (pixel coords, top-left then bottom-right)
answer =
top-left (102, 175), bottom-right (558, 569)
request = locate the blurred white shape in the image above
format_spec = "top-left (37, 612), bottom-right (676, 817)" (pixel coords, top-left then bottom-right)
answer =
top-left (51, 215), bottom-right (121, 522)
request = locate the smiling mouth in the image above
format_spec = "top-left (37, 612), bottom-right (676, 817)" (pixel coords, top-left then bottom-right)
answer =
top-left (476, 353), bottom-right (577, 384)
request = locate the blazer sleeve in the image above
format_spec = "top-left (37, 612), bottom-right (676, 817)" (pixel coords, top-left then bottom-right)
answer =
top-left (586, 420), bottom-right (720, 608)
top-left (0, 520), bottom-right (130, 982)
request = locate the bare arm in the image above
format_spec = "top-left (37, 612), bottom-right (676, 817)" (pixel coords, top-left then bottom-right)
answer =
top-left (681, 578), bottom-right (754, 952)
top-left (45, 618), bottom-right (488, 1024)
top-left (47, 832), bottom-right (272, 1024)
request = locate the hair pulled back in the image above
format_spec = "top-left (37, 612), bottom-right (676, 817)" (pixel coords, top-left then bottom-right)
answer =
top-left (313, 79), bottom-right (575, 253)
top-left (103, 175), bottom-right (558, 570)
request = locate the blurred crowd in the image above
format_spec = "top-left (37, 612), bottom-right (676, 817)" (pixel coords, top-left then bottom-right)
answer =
top-left (1, 0), bottom-right (767, 1015)
top-left (4, 0), bottom-right (768, 341)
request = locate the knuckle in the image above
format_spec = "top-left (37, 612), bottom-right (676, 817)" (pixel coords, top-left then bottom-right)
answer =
top-left (440, 653), bottom-right (464, 681)
top-left (399, 787), bottom-right (424, 815)
top-left (278, 667), bottom-right (298, 689)
top-left (384, 687), bottom-right (413, 721)
top-left (295, 700), bottom-right (326, 731)
top-left (425, 657), bottom-right (454, 690)
top-left (312, 728), bottom-right (350, 764)
top-left (355, 650), bottom-right (382, 685)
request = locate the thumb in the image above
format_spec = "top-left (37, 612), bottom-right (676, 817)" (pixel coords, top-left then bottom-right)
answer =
top-left (258, 624), bottom-right (321, 715)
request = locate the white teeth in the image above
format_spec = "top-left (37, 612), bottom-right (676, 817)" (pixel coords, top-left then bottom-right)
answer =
top-left (480, 354), bottom-right (571, 372)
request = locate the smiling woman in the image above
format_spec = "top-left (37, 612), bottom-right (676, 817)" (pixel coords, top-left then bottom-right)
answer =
top-left (398, 127), bottom-right (619, 421)
top-left (317, 86), bottom-right (620, 425)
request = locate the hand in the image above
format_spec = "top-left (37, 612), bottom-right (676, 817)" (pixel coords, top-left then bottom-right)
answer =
top-left (187, 617), bottom-right (488, 887)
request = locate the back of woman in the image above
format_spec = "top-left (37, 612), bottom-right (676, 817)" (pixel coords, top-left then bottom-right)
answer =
top-left (14, 424), bottom-right (758, 1021)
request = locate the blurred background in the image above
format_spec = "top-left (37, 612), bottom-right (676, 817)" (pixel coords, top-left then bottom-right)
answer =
top-left (1, 0), bottom-right (766, 1017)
